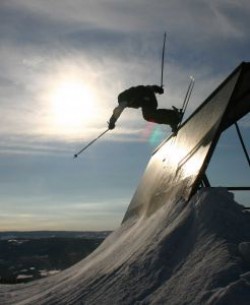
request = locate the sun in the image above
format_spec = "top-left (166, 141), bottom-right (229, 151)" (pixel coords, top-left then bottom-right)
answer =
top-left (50, 79), bottom-right (96, 133)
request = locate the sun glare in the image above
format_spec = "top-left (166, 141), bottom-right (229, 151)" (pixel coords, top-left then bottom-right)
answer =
top-left (50, 79), bottom-right (96, 134)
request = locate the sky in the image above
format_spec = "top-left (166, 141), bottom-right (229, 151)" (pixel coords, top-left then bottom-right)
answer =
top-left (0, 0), bottom-right (249, 231)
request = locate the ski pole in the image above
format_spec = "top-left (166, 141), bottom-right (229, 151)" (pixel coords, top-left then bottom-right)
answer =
top-left (160, 32), bottom-right (167, 88)
top-left (74, 128), bottom-right (109, 158)
top-left (182, 76), bottom-right (195, 113)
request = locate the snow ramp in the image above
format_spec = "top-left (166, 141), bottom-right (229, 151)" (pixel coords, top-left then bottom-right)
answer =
top-left (0, 63), bottom-right (250, 305)
top-left (1, 189), bottom-right (250, 305)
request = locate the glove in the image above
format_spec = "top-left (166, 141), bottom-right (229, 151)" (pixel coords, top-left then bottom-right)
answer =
top-left (152, 85), bottom-right (164, 94)
top-left (156, 86), bottom-right (164, 94)
top-left (108, 116), bottom-right (116, 130)
top-left (108, 121), bottom-right (116, 130)
top-left (158, 86), bottom-right (164, 94)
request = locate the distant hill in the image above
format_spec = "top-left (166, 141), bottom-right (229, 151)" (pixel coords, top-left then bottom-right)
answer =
top-left (0, 232), bottom-right (111, 284)
top-left (0, 231), bottom-right (111, 240)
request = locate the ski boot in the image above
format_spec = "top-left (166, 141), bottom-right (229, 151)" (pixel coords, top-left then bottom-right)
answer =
top-left (171, 107), bottom-right (183, 133)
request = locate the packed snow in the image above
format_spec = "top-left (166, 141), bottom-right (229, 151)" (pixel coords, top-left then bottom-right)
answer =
top-left (0, 187), bottom-right (249, 305)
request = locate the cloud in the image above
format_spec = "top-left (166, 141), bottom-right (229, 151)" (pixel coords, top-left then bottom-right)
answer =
top-left (0, 195), bottom-right (127, 231)
top-left (4, 0), bottom-right (250, 44)
top-left (1, 0), bottom-right (249, 156)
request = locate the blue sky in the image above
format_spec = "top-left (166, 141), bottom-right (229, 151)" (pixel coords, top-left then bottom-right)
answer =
top-left (0, 0), bottom-right (249, 231)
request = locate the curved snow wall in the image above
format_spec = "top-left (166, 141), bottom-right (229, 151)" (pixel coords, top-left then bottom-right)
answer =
top-left (123, 62), bottom-right (250, 223)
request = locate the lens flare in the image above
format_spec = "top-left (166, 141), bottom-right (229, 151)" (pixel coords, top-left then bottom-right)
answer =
top-left (141, 123), bottom-right (166, 146)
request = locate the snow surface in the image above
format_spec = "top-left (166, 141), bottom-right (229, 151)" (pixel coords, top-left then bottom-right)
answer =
top-left (0, 188), bottom-right (250, 305)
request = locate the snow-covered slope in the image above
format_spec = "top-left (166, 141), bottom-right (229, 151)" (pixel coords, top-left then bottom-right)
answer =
top-left (0, 188), bottom-right (249, 305)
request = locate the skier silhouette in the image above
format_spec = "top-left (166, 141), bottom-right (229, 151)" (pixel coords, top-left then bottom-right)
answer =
top-left (108, 85), bottom-right (182, 132)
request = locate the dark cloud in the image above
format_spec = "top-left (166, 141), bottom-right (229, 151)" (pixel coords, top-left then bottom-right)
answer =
top-left (0, 4), bottom-right (92, 46)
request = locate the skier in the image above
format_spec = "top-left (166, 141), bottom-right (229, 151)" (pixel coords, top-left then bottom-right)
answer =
top-left (108, 85), bottom-right (182, 132)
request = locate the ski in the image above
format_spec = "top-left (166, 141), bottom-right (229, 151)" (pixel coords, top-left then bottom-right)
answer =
top-left (173, 76), bottom-right (195, 134)
top-left (74, 129), bottom-right (109, 158)
top-left (181, 76), bottom-right (195, 116)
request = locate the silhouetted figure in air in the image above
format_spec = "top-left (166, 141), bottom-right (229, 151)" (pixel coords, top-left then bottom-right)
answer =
top-left (108, 85), bottom-right (182, 132)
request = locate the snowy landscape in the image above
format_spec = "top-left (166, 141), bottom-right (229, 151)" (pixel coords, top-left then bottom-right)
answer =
top-left (0, 232), bottom-right (109, 284)
top-left (0, 188), bottom-right (249, 304)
